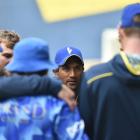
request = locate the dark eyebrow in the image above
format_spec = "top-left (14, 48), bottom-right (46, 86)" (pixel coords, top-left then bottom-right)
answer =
top-left (2, 53), bottom-right (13, 59)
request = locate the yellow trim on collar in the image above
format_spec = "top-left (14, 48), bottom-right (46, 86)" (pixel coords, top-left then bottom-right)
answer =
top-left (87, 72), bottom-right (113, 84)
top-left (120, 51), bottom-right (140, 75)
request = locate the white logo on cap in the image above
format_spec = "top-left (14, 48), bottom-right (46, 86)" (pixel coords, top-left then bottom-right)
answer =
top-left (67, 47), bottom-right (72, 54)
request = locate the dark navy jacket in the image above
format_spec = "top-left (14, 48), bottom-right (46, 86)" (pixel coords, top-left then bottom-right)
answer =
top-left (0, 75), bottom-right (61, 99)
top-left (79, 53), bottom-right (140, 140)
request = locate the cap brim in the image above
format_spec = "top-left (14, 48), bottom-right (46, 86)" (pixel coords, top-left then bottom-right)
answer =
top-left (54, 54), bottom-right (84, 70)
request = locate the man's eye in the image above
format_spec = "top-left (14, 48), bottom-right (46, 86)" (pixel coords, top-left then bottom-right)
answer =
top-left (2, 53), bottom-right (13, 59)
top-left (77, 66), bottom-right (83, 70)
top-left (62, 66), bottom-right (69, 71)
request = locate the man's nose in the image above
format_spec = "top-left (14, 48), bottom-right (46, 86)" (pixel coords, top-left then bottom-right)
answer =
top-left (69, 69), bottom-right (76, 77)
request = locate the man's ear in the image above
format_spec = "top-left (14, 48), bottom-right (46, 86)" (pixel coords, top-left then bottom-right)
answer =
top-left (118, 27), bottom-right (122, 42)
top-left (82, 65), bottom-right (84, 71)
top-left (53, 69), bottom-right (59, 76)
top-left (118, 27), bottom-right (124, 51)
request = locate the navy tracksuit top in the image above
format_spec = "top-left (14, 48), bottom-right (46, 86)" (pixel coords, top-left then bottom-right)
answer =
top-left (79, 53), bottom-right (140, 140)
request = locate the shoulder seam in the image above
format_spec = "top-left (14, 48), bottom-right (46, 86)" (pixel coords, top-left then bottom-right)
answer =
top-left (87, 72), bottom-right (113, 84)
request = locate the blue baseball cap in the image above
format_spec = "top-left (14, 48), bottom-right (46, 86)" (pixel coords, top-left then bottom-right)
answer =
top-left (6, 37), bottom-right (56, 72)
top-left (55, 46), bottom-right (84, 68)
top-left (120, 3), bottom-right (140, 28)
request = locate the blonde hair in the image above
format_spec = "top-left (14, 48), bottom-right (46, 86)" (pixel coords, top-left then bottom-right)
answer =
top-left (0, 29), bottom-right (20, 49)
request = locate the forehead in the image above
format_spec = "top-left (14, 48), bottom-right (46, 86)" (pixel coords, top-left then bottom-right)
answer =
top-left (0, 39), bottom-right (15, 49)
top-left (0, 41), bottom-right (11, 49)
top-left (0, 39), bottom-right (10, 45)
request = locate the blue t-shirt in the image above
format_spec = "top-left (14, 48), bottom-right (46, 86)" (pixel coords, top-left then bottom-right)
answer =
top-left (0, 96), bottom-right (88, 140)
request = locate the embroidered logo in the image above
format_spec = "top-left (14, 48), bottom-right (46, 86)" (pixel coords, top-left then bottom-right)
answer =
top-left (67, 47), bottom-right (72, 54)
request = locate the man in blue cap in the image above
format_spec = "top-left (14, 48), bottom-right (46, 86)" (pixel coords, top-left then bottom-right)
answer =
top-left (53, 47), bottom-right (84, 98)
top-left (0, 37), bottom-right (88, 140)
top-left (79, 3), bottom-right (140, 140)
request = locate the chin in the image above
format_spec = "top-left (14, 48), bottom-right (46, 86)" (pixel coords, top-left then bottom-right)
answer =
top-left (68, 86), bottom-right (77, 91)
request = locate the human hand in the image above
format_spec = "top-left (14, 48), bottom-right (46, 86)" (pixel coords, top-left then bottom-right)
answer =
top-left (58, 84), bottom-right (77, 110)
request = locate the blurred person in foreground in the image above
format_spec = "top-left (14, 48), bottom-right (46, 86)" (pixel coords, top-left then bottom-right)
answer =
top-left (0, 29), bottom-right (20, 70)
top-left (0, 37), bottom-right (88, 140)
top-left (53, 46), bottom-right (84, 102)
top-left (79, 3), bottom-right (140, 140)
